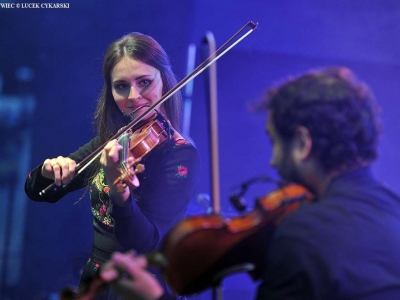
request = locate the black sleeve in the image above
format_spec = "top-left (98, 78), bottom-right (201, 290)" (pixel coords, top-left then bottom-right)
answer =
top-left (24, 137), bottom-right (101, 203)
top-left (110, 143), bottom-right (202, 253)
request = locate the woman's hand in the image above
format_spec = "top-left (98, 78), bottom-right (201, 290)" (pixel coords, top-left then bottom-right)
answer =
top-left (100, 139), bottom-right (139, 205)
top-left (101, 251), bottom-right (164, 300)
top-left (100, 139), bottom-right (124, 178)
top-left (41, 156), bottom-right (76, 186)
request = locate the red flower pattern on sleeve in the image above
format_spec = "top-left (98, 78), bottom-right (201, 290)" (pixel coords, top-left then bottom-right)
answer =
top-left (176, 165), bottom-right (188, 178)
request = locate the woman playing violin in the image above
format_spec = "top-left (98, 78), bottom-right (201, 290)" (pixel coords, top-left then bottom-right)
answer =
top-left (24, 32), bottom-right (201, 300)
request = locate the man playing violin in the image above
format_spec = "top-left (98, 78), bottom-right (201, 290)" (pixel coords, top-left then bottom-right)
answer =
top-left (254, 66), bottom-right (400, 299)
top-left (100, 66), bottom-right (400, 300)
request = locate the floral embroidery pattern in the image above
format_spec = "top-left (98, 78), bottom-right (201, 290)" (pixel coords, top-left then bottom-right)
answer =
top-left (172, 139), bottom-right (190, 178)
top-left (93, 169), bottom-right (106, 192)
top-left (90, 169), bottom-right (113, 228)
top-left (91, 203), bottom-right (112, 226)
top-left (176, 165), bottom-right (188, 178)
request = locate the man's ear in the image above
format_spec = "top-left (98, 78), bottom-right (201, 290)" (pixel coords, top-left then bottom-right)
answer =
top-left (293, 126), bottom-right (312, 160)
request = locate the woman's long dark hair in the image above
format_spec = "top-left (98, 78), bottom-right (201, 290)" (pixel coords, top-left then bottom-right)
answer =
top-left (94, 32), bottom-right (182, 144)
top-left (86, 33), bottom-right (182, 183)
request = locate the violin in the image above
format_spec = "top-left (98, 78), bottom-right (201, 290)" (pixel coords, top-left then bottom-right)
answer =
top-left (57, 20), bottom-right (260, 298)
top-left (112, 111), bottom-right (171, 192)
top-left (158, 183), bottom-right (314, 295)
top-left (60, 183), bottom-right (314, 299)
top-left (39, 20), bottom-right (258, 198)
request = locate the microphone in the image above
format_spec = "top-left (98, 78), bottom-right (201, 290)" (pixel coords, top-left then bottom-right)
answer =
top-left (229, 175), bottom-right (279, 212)
top-left (229, 190), bottom-right (247, 212)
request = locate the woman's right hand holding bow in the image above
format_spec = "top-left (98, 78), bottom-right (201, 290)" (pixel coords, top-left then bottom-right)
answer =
top-left (41, 156), bottom-right (76, 186)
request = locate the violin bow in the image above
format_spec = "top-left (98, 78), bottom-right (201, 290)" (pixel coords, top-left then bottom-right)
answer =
top-left (39, 21), bottom-right (259, 197)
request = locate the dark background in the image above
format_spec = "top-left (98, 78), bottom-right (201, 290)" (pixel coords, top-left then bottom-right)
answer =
top-left (1, 1), bottom-right (399, 299)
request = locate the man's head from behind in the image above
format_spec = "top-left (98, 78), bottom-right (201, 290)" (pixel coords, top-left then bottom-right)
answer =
top-left (264, 67), bottom-right (380, 180)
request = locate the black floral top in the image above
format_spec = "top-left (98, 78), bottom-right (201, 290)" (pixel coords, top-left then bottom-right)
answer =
top-left (24, 137), bottom-right (201, 264)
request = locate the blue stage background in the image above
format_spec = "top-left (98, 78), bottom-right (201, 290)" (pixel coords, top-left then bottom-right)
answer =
top-left (1, 1), bottom-right (399, 299)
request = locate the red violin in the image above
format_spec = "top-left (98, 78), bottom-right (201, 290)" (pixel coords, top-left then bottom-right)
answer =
top-left (60, 184), bottom-right (314, 299)
top-left (159, 183), bottom-right (314, 295)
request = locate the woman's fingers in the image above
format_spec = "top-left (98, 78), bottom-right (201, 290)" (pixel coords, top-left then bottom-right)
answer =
top-left (41, 157), bottom-right (76, 185)
top-left (101, 140), bottom-right (123, 167)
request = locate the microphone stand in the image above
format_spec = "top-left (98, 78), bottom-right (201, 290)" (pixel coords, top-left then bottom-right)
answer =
top-left (202, 31), bottom-right (223, 300)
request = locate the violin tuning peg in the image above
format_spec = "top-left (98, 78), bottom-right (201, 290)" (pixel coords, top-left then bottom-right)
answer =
top-left (135, 163), bottom-right (145, 174)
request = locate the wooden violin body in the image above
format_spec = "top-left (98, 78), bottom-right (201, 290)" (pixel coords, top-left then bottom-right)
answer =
top-left (59, 184), bottom-right (314, 299)
top-left (158, 184), bottom-right (314, 295)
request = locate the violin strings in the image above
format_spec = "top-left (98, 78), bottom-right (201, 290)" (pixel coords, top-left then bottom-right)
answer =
top-left (118, 133), bottom-right (130, 173)
top-left (39, 21), bottom-right (258, 197)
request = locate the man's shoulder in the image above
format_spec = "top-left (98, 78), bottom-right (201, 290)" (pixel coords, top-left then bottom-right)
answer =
top-left (274, 197), bottom-right (358, 243)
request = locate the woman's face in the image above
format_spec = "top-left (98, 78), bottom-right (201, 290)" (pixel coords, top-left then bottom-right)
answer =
top-left (111, 56), bottom-right (163, 119)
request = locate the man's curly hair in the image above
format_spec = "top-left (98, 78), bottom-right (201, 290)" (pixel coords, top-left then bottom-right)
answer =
top-left (264, 67), bottom-right (381, 172)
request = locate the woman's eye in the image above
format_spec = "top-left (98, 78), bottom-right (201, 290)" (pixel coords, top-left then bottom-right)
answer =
top-left (114, 83), bottom-right (129, 90)
top-left (138, 79), bottom-right (152, 87)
